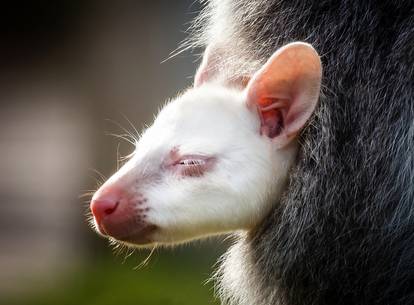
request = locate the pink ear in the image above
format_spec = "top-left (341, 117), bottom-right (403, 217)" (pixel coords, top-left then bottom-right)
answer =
top-left (194, 45), bottom-right (222, 87)
top-left (246, 42), bottom-right (322, 147)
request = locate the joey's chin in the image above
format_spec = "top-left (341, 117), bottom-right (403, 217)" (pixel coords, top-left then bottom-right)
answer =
top-left (117, 226), bottom-right (158, 246)
top-left (96, 218), bottom-right (158, 246)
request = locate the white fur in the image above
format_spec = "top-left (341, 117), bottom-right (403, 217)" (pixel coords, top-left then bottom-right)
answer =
top-left (108, 84), bottom-right (297, 245)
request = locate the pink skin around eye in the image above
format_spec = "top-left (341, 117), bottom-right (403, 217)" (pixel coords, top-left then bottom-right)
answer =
top-left (164, 148), bottom-right (216, 177)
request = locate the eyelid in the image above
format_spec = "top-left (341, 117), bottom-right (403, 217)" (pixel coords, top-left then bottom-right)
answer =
top-left (173, 155), bottom-right (216, 177)
top-left (174, 155), bottom-right (210, 166)
top-left (178, 158), bottom-right (206, 166)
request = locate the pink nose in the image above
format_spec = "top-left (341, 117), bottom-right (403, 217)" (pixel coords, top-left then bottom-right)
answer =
top-left (90, 196), bottom-right (119, 224)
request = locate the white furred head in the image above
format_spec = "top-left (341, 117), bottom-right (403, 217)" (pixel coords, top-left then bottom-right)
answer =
top-left (90, 42), bottom-right (322, 247)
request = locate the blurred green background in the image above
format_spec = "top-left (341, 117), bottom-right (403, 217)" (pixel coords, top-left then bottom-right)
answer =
top-left (4, 245), bottom-right (223, 305)
top-left (0, 1), bottom-right (226, 304)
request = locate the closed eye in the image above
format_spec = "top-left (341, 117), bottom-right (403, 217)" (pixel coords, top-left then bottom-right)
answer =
top-left (179, 159), bottom-right (206, 166)
top-left (175, 155), bottom-right (215, 177)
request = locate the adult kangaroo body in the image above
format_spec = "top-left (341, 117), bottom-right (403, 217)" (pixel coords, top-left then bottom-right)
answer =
top-left (189, 1), bottom-right (414, 305)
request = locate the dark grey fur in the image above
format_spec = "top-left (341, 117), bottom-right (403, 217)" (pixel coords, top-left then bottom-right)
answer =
top-left (189, 1), bottom-right (414, 304)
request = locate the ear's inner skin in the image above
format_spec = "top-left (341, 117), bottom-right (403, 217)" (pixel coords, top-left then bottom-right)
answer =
top-left (258, 98), bottom-right (289, 138)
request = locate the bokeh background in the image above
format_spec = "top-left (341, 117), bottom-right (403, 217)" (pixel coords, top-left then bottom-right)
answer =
top-left (0, 1), bottom-right (225, 304)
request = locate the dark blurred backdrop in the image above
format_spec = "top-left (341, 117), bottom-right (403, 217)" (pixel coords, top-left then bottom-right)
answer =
top-left (0, 1), bottom-right (224, 304)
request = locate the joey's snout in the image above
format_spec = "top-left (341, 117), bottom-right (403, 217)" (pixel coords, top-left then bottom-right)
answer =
top-left (90, 190), bottom-right (120, 223)
top-left (90, 184), bottom-right (156, 245)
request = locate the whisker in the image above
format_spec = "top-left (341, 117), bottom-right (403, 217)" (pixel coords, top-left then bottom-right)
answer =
top-left (116, 142), bottom-right (121, 171)
top-left (79, 191), bottom-right (96, 199)
top-left (106, 133), bottom-right (136, 146)
top-left (88, 168), bottom-right (107, 185)
top-left (106, 119), bottom-right (138, 144)
top-left (119, 151), bottom-right (135, 162)
top-left (133, 246), bottom-right (157, 270)
top-left (120, 113), bottom-right (139, 142)
top-left (122, 248), bottom-right (136, 264)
